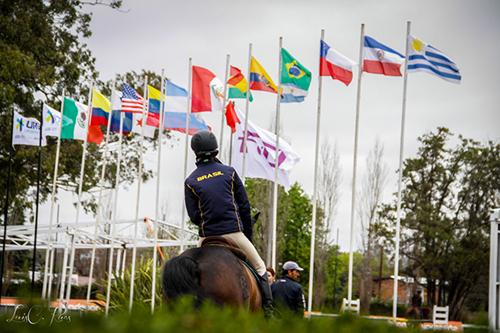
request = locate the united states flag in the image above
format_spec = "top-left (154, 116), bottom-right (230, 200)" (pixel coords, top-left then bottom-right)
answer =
top-left (121, 83), bottom-right (145, 113)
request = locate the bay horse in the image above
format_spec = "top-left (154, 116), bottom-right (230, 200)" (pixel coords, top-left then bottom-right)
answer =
top-left (162, 240), bottom-right (262, 311)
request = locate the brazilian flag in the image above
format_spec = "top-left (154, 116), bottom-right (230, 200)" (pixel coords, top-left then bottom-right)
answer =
top-left (280, 48), bottom-right (312, 103)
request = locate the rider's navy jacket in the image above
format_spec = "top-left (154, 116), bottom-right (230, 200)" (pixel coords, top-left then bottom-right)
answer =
top-left (271, 276), bottom-right (306, 315)
top-left (184, 159), bottom-right (252, 239)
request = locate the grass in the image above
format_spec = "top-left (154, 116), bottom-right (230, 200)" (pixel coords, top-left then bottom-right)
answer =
top-left (0, 297), bottom-right (435, 333)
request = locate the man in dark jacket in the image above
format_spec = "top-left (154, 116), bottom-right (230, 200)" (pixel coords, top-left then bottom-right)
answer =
top-left (271, 261), bottom-right (306, 315)
top-left (184, 130), bottom-right (273, 315)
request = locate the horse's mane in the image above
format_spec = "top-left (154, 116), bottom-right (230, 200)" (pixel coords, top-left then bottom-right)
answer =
top-left (162, 248), bottom-right (203, 301)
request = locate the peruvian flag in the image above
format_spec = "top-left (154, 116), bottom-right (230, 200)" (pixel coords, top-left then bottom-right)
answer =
top-left (363, 36), bottom-right (404, 76)
top-left (320, 40), bottom-right (356, 86)
top-left (192, 66), bottom-right (224, 113)
top-left (225, 101), bottom-right (240, 133)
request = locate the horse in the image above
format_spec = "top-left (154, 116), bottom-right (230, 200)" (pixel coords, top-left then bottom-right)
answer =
top-left (161, 240), bottom-right (262, 311)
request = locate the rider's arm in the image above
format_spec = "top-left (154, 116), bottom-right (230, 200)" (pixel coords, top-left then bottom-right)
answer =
top-left (184, 182), bottom-right (201, 226)
top-left (232, 170), bottom-right (253, 241)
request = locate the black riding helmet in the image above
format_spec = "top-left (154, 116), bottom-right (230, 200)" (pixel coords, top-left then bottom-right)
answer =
top-left (191, 130), bottom-right (218, 159)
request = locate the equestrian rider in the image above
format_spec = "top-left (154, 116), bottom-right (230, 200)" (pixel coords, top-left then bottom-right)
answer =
top-left (184, 130), bottom-right (273, 314)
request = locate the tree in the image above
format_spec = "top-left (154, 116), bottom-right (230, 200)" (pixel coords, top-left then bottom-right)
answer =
top-left (375, 128), bottom-right (499, 319)
top-left (314, 139), bottom-right (342, 308)
top-left (357, 139), bottom-right (388, 312)
top-left (0, 0), bottom-right (122, 224)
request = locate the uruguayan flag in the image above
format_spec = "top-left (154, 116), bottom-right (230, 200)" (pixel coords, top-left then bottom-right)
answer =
top-left (407, 36), bottom-right (461, 84)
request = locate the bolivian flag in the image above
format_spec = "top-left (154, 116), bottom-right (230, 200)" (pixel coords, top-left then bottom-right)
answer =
top-left (227, 66), bottom-right (253, 101)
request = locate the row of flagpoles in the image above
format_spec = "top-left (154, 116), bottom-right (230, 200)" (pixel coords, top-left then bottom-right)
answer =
top-left (1, 21), bottom-right (461, 317)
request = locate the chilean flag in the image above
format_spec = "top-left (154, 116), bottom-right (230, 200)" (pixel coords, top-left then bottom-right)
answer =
top-left (320, 40), bottom-right (356, 86)
top-left (363, 36), bottom-right (404, 76)
top-left (192, 66), bottom-right (224, 113)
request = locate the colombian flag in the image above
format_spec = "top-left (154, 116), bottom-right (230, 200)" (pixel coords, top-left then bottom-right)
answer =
top-left (146, 85), bottom-right (165, 127)
top-left (88, 89), bottom-right (111, 144)
top-left (249, 57), bottom-right (278, 93)
top-left (228, 66), bottom-right (253, 101)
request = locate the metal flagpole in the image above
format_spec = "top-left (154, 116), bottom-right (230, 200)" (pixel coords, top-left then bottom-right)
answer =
top-left (180, 58), bottom-right (192, 253)
top-left (0, 110), bottom-right (15, 304)
top-left (228, 132), bottom-right (234, 166)
top-left (241, 43), bottom-right (253, 180)
top-left (307, 29), bottom-right (325, 315)
top-left (31, 104), bottom-right (44, 296)
top-left (64, 85), bottom-right (93, 303)
top-left (105, 109), bottom-right (124, 316)
top-left (87, 83), bottom-right (115, 302)
top-left (392, 21), bottom-right (411, 320)
top-left (129, 76), bottom-right (148, 312)
top-left (347, 24), bottom-right (365, 304)
top-left (42, 90), bottom-right (65, 300)
top-left (219, 54), bottom-right (230, 157)
top-left (151, 69), bottom-right (166, 313)
top-left (271, 37), bottom-right (283, 270)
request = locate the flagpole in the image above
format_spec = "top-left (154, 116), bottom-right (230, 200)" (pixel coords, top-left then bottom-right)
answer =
top-left (228, 132), bottom-right (234, 166)
top-left (105, 109), bottom-right (124, 316)
top-left (241, 43), bottom-right (252, 180)
top-left (30, 104), bottom-right (44, 296)
top-left (393, 20), bottom-right (411, 320)
top-left (307, 29), bottom-right (325, 315)
top-left (64, 84), bottom-right (93, 303)
top-left (180, 58), bottom-right (192, 253)
top-left (0, 110), bottom-right (15, 304)
top-left (87, 83), bottom-right (115, 302)
top-left (129, 75), bottom-right (148, 312)
top-left (271, 37), bottom-right (283, 270)
top-left (42, 90), bottom-right (65, 300)
top-left (219, 54), bottom-right (230, 156)
top-left (347, 23), bottom-right (365, 304)
top-left (151, 69), bottom-right (166, 313)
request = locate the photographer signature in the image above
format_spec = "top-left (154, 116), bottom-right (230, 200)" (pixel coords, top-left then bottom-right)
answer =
top-left (6, 304), bottom-right (71, 325)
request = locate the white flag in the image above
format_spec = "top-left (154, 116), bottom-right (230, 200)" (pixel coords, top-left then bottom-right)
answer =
top-left (42, 103), bottom-right (62, 138)
top-left (12, 111), bottom-right (46, 146)
top-left (131, 112), bottom-right (156, 138)
top-left (231, 108), bottom-right (300, 189)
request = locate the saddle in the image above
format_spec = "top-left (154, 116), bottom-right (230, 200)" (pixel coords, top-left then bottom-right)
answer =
top-left (200, 236), bottom-right (248, 262)
top-left (200, 236), bottom-right (260, 280)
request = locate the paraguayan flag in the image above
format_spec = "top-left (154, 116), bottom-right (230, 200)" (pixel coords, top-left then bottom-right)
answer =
top-left (407, 35), bottom-right (461, 84)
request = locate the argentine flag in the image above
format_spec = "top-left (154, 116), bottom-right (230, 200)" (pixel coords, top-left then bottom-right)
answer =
top-left (407, 36), bottom-right (461, 84)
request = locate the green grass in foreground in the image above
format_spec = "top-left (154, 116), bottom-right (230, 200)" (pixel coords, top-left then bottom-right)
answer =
top-left (0, 298), bottom-right (479, 333)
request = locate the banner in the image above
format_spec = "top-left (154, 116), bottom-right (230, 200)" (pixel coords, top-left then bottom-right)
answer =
top-left (12, 110), bottom-right (46, 146)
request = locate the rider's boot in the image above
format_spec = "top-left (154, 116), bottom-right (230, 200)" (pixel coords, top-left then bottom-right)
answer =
top-left (258, 272), bottom-right (274, 318)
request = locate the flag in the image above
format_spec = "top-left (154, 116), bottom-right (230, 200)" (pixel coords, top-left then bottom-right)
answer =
top-left (131, 112), bottom-right (156, 138)
top-left (61, 97), bottom-right (88, 140)
top-left (165, 80), bottom-right (188, 112)
top-left (280, 48), bottom-right (312, 103)
top-left (121, 83), bottom-right (144, 113)
top-left (42, 103), bottom-right (62, 138)
top-left (407, 35), bottom-right (461, 84)
top-left (191, 66), bottom-right (224, 113)
top-left (320, 40), bottom-right (356, 86)
top-left (225, 101), bottom-right (240, 133)
top-left (249, 57), bottom-right (278, 93)
top-left (363, 36), bottom-right (404, 76)
top-left (228, 66), bottom-right (253, 101)
top-left (88, 89), bottom-right (111, 144)
top-left (231, 107), bottom-right (300, 189)
top-left (12, 111), bottom-right (46, 146)
top-left (164, 112), bottom-right (210, 135)
top-left (146, 85), bottom-right (165, 127)
top-left (110, 89), bottom-right (133, 135)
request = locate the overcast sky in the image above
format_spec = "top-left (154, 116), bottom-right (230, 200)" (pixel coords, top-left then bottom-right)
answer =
top-left (40, 0), bottom-right (500, 252)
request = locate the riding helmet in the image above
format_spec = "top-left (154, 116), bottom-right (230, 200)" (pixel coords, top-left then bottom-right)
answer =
top-left (191, 130), bottom-right (218, 157)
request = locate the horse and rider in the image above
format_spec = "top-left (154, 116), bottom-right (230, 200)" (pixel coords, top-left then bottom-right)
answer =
top-left (162, 130), bottom-right (274, 316)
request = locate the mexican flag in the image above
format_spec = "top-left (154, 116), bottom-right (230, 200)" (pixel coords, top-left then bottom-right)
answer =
top-left (61, 97), bottom-right (89, 140)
